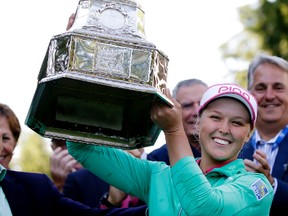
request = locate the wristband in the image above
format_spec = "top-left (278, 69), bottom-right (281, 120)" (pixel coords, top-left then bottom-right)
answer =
top-left (99, 192), bottom-right (122, 208)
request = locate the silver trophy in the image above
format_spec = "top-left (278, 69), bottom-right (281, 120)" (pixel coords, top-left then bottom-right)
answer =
top-left (25, 0), bottom-right (172, 149)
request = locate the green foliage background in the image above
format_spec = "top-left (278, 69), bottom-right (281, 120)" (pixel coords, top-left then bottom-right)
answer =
top-left (220, 0), bottom-right (288, 87)
top-left (9, 129), bottom-right (52, 179)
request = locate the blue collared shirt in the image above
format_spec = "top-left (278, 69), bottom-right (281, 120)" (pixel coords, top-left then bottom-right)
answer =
top-left (253, 130), bottom-right (279, 170)
top-left (0, 165), bottom-right (12, 216)
top-left (251, 127), bottom-right (288, 193)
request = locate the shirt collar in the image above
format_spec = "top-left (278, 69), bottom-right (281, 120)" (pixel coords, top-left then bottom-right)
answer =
top-left (196, 158), bottom-right (233, 174)
top-left (254, 129), bottom-right (281, 143)
top-left (0, 165), bottom-right (7, 181)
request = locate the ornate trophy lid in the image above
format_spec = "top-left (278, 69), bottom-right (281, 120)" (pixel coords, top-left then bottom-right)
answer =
top-left (67, 0), bottom-right (150, 46)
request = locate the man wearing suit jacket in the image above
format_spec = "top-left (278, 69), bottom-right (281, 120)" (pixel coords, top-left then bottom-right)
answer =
top-left (238, 54), bottom-right (288, 215)
top-left (0, 168), bottom-right (147, 216)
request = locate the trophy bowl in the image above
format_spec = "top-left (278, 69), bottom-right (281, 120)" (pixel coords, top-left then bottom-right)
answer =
top-left (25, 0), bottom-right (172, 149)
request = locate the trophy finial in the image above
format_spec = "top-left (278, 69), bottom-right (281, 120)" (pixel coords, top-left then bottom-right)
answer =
top-left (70, 0), bottom-right (146, 40)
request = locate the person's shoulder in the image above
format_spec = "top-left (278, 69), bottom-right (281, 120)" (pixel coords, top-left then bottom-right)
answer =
top-left (233, 168), bottom-right (273, 192)
top-left (69, 168), bottom-right (99, 178)
top-left (70, 168), bottom-right (91, 176)
top-left (67, 168), bottom-right (106, 183)
top-left (147, 144), bottom-right (170, 165)
top-left (149, 144), bottom-right (167, 155)
top-left (6, 170), bottom-right (52, 186)
top-left (7, 169), bottom-right (47, 178)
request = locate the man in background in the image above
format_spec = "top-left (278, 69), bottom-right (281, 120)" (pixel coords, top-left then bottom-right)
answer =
top-left (149, 78), bottom-right (208, 164)
top-left (239, 53), bottom-right (288, 215)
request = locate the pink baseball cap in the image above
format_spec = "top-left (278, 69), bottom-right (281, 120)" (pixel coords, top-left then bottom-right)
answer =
top-left (198, 83), bottom-right (258, 129)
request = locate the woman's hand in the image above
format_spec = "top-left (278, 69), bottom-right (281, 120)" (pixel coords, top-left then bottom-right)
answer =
top-left (150, 88), bottom-right (184, 136)
top-left (151, 89), bottom-right (192, 165)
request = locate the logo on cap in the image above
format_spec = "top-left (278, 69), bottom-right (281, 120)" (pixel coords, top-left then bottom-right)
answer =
top-left (218, 85), bottom-right (251, 102)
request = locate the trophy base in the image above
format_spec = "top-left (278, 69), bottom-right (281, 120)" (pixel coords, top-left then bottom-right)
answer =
top-left (25, 73), bottom-right (172, 149)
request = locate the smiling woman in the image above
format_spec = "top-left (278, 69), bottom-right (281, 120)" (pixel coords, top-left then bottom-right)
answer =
top-left (0, 103), bottom-right (21, 169)
top-left (197, 84), bottom-right (257, 165)
top-left (67, 83), bottom-right (274, 215)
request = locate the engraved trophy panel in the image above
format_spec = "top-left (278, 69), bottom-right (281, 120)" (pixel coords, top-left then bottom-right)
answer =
top-left (26, 0), bottom-right (171, 149)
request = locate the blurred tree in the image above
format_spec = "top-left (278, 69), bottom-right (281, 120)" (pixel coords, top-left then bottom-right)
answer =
top-left (220, 0), bottom-right (288, 86)
top-left (9, 129), bottom-right (52, 178)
